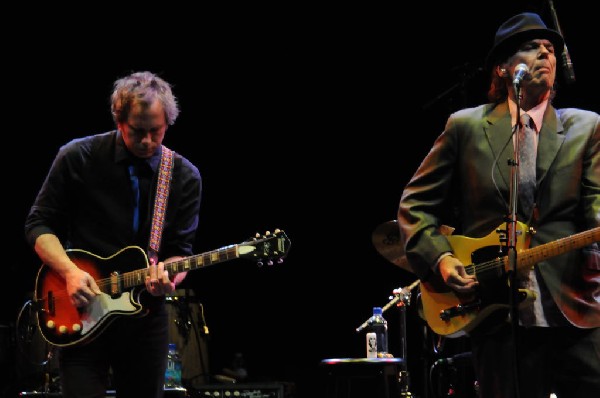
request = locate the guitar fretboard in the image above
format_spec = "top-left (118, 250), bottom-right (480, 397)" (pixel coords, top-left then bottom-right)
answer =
top-left (467, 227), bottom-right (600, 276)
top-left (514, 227), bottom-right (600, 270)
top-left (116, 245), bottom-right (241, 289)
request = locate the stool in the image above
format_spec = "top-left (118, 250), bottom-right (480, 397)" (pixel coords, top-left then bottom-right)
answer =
top-left (319, 358), bottom-right (404, 398)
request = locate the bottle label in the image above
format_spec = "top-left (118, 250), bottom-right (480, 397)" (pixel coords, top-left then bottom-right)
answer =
top-left (366, 332), bottom-right (377, 358)
top-left (165, 349), bottom-right (182, 388)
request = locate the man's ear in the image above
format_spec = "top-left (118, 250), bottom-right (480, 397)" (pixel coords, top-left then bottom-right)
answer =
top-left (496, 65), bottom-right (508, 78)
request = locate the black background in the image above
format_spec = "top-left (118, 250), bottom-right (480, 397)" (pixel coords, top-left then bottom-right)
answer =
top-left (2, 2), bottom-right (597, 397)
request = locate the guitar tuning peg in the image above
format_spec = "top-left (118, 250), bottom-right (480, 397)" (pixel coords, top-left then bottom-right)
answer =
top-left (254, 232), bottom-right (260, 239)
top-left (267, 260), bottom-right (273, 266)
top-left (257, 260), bottom-right (264, 267)
top-left (277, 258), bottom-right (284, 264)
top-left (265, 230), bottom-right (271, 236)
top-left (274, 228), bottom-right (281, 234)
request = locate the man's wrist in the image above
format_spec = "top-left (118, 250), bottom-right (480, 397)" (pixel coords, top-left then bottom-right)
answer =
top-left (434, 252), bottom-right (454, 274)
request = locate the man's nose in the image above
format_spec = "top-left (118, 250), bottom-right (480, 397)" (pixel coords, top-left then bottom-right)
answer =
top-left (140, 132), bottom-right (153, 142)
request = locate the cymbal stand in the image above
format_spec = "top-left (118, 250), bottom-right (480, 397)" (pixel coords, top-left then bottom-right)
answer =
top-left (385, 280), bottom-right (420, 397)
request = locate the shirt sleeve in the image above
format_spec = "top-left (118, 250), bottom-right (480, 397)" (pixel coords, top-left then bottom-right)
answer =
top-left (24, 141), bottom-right (81, 248)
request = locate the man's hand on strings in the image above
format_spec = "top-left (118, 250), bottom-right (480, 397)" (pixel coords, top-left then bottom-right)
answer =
top-left (145, 258), bottom-right (175, 296)
top-left (66, 267), bottom-right (102, 308)
top-left (439, 255), bottom-right (479, 293)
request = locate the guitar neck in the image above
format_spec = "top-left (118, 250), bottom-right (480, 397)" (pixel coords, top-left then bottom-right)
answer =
top-left (466, 226), bottom-right (600, 277)
top-left (107, 230), bottom-right (289, 291)
top-left (121, 244), bottom-right (242, 289)
top-left (168, 244), bottom-right (242, 273)
top-left (508, 227), bottom-right (600, 271)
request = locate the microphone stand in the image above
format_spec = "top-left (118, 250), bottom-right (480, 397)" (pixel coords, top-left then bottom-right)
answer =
top-left (506, 83), bottom-right (523, 398)
top-left (389, 281), bottom-right (419, 397)
top-left (422, 63), bottom-right (482, 112)
top-left (356, 279), bottom-right (419, 397)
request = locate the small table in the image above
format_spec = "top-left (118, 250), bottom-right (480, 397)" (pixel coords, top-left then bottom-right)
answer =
top-left (319, 358), bottom-right (405, 398)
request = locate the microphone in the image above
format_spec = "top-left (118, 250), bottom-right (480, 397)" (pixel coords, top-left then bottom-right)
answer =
top-left (512, 63), bottom-right (529, 87)
top-left (548, 0), bottom-right (575, 85)
top-left (560, 46), bottom-right (576, 85)
top-left (434, 351), bottom-right (472, 366)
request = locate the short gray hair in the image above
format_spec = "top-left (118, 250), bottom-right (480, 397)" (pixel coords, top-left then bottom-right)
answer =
top-left (110, 71), bottom-right (180, 126)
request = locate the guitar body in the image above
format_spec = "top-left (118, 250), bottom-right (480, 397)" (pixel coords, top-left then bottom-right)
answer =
top-left (420, 222), bottom-right (529, 337)
top-left (35, 246), bottom-right (149, 347)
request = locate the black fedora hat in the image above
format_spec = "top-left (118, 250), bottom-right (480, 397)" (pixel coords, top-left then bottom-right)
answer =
top-left (486, 12), bottom-right (564, 69)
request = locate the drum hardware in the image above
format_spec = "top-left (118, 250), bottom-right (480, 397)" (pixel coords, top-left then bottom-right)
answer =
top-left (371, 220), bottom-right (413, 274)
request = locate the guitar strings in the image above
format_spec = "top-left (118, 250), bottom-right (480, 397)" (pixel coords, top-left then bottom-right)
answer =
top-left (463, 230), bottom-right (596, 277)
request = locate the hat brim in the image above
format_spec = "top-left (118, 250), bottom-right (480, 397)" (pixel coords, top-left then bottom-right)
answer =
top-left (486, 28), bottom-right (564, 70)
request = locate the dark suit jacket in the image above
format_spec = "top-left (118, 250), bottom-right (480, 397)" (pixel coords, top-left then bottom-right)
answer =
top-left (398, 101), bottom-right (600, 328)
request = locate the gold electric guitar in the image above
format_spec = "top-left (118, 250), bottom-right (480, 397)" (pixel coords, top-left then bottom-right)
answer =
top-left (419, 222), bottom-right (599, 337)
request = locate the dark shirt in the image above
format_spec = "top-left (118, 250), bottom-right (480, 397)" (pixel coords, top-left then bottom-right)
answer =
top-left (25, 130), bottom-right (201, 261)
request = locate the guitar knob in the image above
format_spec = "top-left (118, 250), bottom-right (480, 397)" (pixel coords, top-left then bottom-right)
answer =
top-left (72, 324), bottom-right (81, 332)
top-left (58, 325), bottom-right (68, 334)
top-left (46, 320), bottom-right (55, 329)
top-left (528, 226), bottom-right (537, 235)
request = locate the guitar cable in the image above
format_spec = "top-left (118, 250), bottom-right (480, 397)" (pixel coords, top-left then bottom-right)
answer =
top-left (15, 299), bottom-right (52, 367)
top-left (429, 351), bottom-right (474, 398)
top-left (15, 298), bottom-right (61, 393)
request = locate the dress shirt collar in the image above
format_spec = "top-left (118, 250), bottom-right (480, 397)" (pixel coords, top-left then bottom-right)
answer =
top-left (508, 97), bottom-right (548, 132)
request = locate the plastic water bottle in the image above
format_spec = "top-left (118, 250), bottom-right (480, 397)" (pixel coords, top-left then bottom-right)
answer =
top-left (165, 342), bottom-right (182, 388)
top-left (365, 307), bottom-right (388, 358)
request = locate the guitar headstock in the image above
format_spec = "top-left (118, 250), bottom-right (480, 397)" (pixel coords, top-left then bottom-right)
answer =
top-left (240, 228), bottom-right (291, 266)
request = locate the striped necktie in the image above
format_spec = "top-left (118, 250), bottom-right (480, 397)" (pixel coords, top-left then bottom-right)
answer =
top-left (518, 113), bottom-right (536, 218)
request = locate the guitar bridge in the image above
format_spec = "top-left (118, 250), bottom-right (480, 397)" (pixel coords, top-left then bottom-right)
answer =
top-left (439, 299), bottom-right (481, 321)
top-left (47, 291), bottom-right (55, 315)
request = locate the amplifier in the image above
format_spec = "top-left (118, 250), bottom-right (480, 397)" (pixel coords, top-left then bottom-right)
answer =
top-left (19, 387), bottom-right (187, 397)
top-left (191, 382), bottom-right (292, 398)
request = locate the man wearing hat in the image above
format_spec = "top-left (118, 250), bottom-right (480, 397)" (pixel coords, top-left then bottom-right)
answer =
top-left (398, 12), bottom-right (599, 397)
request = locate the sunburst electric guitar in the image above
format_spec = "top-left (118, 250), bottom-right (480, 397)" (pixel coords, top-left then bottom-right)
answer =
top-left (420, 222), bottom-right (599, 338)
top-left (34, 230), bottom-right (291, 347)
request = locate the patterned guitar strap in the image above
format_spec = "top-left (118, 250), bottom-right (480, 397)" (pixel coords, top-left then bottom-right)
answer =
top-left (147, 145), bottom-right (174, 265)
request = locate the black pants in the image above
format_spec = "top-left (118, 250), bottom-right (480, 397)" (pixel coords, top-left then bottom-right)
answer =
top-left (471, 323), bottom-right (600, 398)
top-left (59, 300), bottom-right (169, 398)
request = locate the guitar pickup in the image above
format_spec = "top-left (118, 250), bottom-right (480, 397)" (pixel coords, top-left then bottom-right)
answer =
top-left (439, 299), bottom-right (481, 321)
top-left (110, 272), bottom-right (123, 297)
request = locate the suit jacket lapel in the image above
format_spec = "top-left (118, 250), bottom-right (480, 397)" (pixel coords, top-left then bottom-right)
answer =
top-left (484, 102), bottom-right (514, 191)
top-left (536, 105), bottom-right (565, 185)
